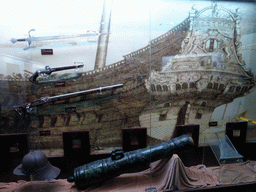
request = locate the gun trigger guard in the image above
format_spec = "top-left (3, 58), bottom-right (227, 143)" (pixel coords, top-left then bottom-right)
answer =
top-left (111, 149), bottom-right (124, 160)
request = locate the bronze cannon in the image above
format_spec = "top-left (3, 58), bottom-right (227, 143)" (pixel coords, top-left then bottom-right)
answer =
top-left (67, 134), bottom-right (194, 188)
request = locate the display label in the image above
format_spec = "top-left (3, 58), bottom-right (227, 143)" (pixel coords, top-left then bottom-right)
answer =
top-left (39, 130), bottom-right (51, 136)
top-left (54, 81), bottom-right (66, 87)
top-left (209, 121), bottom-right (218, 126)
top-left (65, 107), bottom-right (77, 113)
top-left (41, 49), bottom-right (53, 55)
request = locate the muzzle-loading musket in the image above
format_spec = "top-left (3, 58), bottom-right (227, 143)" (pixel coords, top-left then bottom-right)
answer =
top-left (13, 84), bottom-right (123, 115)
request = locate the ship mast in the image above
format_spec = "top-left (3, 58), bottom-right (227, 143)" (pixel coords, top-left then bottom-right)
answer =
top-left (94, 0), bottom-right (113, 69)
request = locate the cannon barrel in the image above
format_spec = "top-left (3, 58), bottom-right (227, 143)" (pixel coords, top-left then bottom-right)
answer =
top-left (67, 134), bottom-right (194, 188)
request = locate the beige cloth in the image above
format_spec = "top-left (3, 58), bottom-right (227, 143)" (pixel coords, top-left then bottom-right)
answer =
top-left (84, 154), bottom-right (218, 191)
top-left (2, 155), bottom-right (256, 192)
top-left (210, 160), bottom-right (256, 185)
top-left (0, 154), bottom-right (218, 192)
top-left (0, 179), bottom-right (77, 192)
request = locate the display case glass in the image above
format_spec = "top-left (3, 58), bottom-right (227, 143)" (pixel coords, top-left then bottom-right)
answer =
top-left (203, 131), bottom-right (251, 184)
top-left (0, 0), bottom-right (256, 190)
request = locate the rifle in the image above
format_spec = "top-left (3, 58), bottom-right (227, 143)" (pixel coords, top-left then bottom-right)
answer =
top-left (29, 64), bottom-right (84, 82)
top-left (13, 84), bottom-right (123, 115)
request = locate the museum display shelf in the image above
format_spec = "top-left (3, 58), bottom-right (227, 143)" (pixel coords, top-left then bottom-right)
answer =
top-left (203, 132), bottom-right (247, 184)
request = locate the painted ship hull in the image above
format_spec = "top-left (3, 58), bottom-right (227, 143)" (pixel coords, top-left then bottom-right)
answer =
top-left (0, 4), bottom-right (255, 154)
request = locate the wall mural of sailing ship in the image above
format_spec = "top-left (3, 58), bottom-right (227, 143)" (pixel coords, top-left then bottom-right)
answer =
top-left (0, 1), bottom-right (255, 155)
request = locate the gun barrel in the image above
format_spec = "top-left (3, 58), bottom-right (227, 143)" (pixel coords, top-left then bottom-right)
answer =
top-left (43, 83), bottom-right (123, 102)
top-left (68, 134), bottom-right (193, 188)
top-left (51, 64), bottom-right (84, 72)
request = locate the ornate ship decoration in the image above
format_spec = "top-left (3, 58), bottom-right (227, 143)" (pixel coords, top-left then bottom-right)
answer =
top-left (142, 4), bottom-right (255, 141)
top-left (0, 3), bottom-right (255, 153)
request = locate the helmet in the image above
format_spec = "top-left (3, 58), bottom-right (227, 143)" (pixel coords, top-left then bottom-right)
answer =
top-left (13, 150), bottom-right (60, 181)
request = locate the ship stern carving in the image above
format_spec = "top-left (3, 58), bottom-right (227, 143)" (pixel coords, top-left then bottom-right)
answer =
top-left (143, 3), bottom-right (255, 142)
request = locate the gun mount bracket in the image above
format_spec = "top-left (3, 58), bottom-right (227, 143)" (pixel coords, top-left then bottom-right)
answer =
top-left (111, 149), bottom-right (124, 160)
top-left (145, 187), bottom-right (157, 192)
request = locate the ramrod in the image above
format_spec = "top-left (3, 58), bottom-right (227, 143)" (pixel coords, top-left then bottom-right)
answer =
top-left (67, 134), bottom-right (194, 188)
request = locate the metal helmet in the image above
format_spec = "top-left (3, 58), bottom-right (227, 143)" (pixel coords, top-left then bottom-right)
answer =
top-left (13, 150), bottom-right (60, 181)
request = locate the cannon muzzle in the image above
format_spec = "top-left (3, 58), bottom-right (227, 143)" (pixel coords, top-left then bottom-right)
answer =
top-left (68, 134), bottom-right (194, 188)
